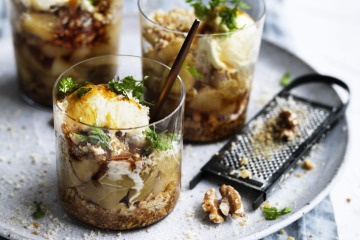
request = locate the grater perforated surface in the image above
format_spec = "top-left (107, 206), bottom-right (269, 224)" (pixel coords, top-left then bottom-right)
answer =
top-left (210, 95), bottom-right (332, 189)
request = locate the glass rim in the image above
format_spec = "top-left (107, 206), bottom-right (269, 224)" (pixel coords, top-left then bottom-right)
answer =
top-left (137, 0), bottom-right (266, 37)
top-left (53, 54), bottom-right (186, 131)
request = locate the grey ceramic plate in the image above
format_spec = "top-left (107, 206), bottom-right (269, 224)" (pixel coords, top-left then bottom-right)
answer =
top-left (0, 31), bottom-right (348, 240)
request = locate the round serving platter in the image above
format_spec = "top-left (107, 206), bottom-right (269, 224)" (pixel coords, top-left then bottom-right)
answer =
top-left (0, 17), bottom-right (348, 240)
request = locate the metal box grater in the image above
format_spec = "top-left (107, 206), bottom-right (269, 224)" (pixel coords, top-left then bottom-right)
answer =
top-left (190, 74), bottom-right (350, 209)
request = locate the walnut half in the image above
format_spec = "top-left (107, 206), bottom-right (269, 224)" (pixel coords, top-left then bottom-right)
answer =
top-left (202, 184), bottom-right (245, 223)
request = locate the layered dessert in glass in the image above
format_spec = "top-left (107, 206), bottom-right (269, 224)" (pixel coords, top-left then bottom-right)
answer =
top-left (139, 0), bottom-right (265, 142)
top-left (9, 0), bottom-right (122, 105)
top-left (53, 56), bottom-right (185, 230)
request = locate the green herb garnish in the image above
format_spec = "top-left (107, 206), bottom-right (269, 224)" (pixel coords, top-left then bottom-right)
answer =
top-left (262, 206), bottom-right (292, 220)
top-left (32, 201), bottom-right (45, 219)
top-left (58, 77), bottom-right (80, 94)
top-left (75, 87), bottom-right (91, 99)
top-left (187, 65), bottom-right (202, 78)
top-left (188, 1), bottom-right (209, 18)
top-left (74, 127), bottom-right (110, 149)
top-left (108, 76), bottom-right (148, 104)
top-left (280, 73), bottom-right (291, 87)
top-left (219, 6), bottom-right (238, 30)
top-left (186, 0), bottom-right (250, 31)
top-left (88, 0), bottom-right (97, 5)
top-left (146, 128), bottom-right (174, 151)
top-left (236, 0), bottom-right (251, 10)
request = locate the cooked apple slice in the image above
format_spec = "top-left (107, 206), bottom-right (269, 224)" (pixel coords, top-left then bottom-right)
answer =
top-left (158, 38), bottom-right (184, 63)
top-left (162, 60), bottom-right (195, 94)
top-left (128, 168), bottom-right (159, 202)
top-left (217, 79), bottom-right (247, 101)
top-left (51, 57), bottom-right (71, 76)
top-left (143, 50), bottom-right (164, 75)
top-left (71, 158), bottom-right (100, 183)
top-left (59, 157), bottom-right (82, 188)
top-left (189, 87), bottom-right (222, 113)
top-left (158, 153), bottom-right (179, 175)
top-left (99, 174), bottom-right (135, 189)
top-left (23, 13), bottom-right (56, 41)
top-left (78, 181), bottom-right (130, 210)
top-left (98, 190), bottom-right (129, 210)
top-left (189, 87), bottom-right (238, 114)
top-left (152, 169), bottom-right (180, 197)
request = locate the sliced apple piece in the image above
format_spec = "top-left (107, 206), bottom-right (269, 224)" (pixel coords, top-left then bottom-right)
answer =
top-left (158, 38), bottom-right (184, 63)
top-left (78, 181), bottom-right (130, 210)
top-left (98, 190), bottom-right (129, 210)
top-left (128, 168), bottom-right (159, 202)
top-left (152, 169), bottom-right (180, 196)
top-left (158, 153), bottom-right (179, 175)
top-left (99, 174), bottom-right (135, 189)
top-left (59, 157), bottom-right (82, 188)
top-left (189, 87), bottom-right (238, 115)
top-left (71, 158), bottom-right (99, 183)
top-left (189, 87), bottom-right (223, 113)
top-left (23, 13), bottom-right (56, 41)
top-left (162, 61), bottom-right (195, 93)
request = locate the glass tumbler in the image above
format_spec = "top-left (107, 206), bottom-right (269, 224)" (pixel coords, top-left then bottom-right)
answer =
top-left (53, 55), bottom-right (185, 230)
top-left (9, 0), bottom-right (123, 106)
top-left (139, 0), bottom-right (265, 142)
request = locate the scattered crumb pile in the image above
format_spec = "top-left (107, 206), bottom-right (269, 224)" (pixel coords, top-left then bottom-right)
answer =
top-left (254, 109), bottom-right (300, 145)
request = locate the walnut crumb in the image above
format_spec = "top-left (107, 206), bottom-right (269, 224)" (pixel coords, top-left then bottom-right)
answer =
top-left (302, 160), bottom-right (315, 170)
top-left (240, 169), bottom-right (251, 179)
top-left (239, 220), bottom-right (247, 226)
top-left (202, 185), bottom-right (244, 223)
top-left (346, 198), bottom-right (351, 203)
top-left (287, 237), bottom-right (295, 240)
top-left (239, 157), bottom-right (249, 166)
top-left (295, 173), bottom-right (303, 178)
top-left (279, 229), bottom-right (286, 235)
top-left (32, 222), bottom-right (41, 228)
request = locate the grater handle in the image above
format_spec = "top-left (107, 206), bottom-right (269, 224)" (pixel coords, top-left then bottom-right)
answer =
top-left (282, 74), bottom-right (350, 118)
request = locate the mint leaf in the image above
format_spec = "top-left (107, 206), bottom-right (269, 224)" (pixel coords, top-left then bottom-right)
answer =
top-left (58, 77), bottom-right (80, 94)
top-left (280, 73), bottom-right (291, 87)
top-left (186, 0), bottom-right (209, 18)
top-left (186, 0), bottom-right (251, 31)
top-left (231, 0), bottom-right (250, 10)
top-left (32, 201), bottom-right (45, 219)
top-left (75, 87), bottom-right (91, 99)
top-left (74, 127), bottom-right (110, 149)
top-left (262, 206), bottom-right (292, 220)
top-left (187, 66), bottom-right (202, 78)
top-left (88, 0), bottom-right (97, 5)
top-left (108, 76), bottom-right (147, 104)
top-left (146, 128), bottom-right (174, 151)
top-left (88, 127), bottom-right (110, 149)
top-left (219, 7), bottom-right (238, 30)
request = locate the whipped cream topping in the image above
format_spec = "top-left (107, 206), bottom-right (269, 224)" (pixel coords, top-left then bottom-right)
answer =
top-left (197, 13), bottom-right (259, 71)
